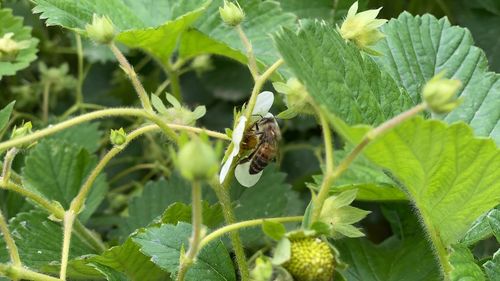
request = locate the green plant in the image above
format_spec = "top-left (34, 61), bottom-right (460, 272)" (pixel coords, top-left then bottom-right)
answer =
top-left (0, 0), bottom-right (498, 281)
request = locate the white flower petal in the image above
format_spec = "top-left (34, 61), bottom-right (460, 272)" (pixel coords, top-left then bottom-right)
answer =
top-left (219, 152), bottom-right (236, 183)
top-left (235, 161), bottom-right (263, 187)
top-left (232, 116), bottom-right (247, 147)
top-left (252, 91), bottom-right (274, 116)
top-left (347, 1), bottom-right (358, 18)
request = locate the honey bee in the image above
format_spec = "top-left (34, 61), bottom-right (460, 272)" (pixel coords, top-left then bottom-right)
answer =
top-left (240, 117), bottom-right (281, 174)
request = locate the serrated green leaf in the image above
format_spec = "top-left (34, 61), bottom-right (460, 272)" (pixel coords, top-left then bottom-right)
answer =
top-left (88, 263), bottom-right (128, 281)
top-left (449, 245), bottom-right (486, 281)
top-left (118, 176), bottom-right (218, 238)
top-left (48, 122), bottom-right (102, 153)
top-left (0, 101), bottom-right (15, 133)
top-left (32, 0), bottom-right (210, 63)
top-left (0, 8), bottom-right (38, 79)
top-left (275, 20), bottom-right (414, 125)
top-left (22, 139), bottom-right (108, 222)
top-left (374, 12), bottom-right (500, 144)
top-left (483, 248), bottom-right (500, 281)
top-left (10, 211), bottom-right (101, 278)
top-left (332, 117), bottom-right (500, 246)
top-left (90, 235), bottom-right (169, 281)
top-left (337, 236), bottom-right (441, 281)
top-left (133, 222), bottom-right (236, 281)
top-left (160, 201), bottom-right (223, 229)
top-left (262, 221), bottom-right (286, 241)
top-left (461, 207), bottom-right (500, 246)
top-left (180, 0), bottom-right (296, 70)
top-left (271, 238), bottom-right (291, 265)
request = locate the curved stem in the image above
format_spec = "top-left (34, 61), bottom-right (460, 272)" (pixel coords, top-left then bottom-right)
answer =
top-left (59, 210), bottom-right (75, 281)
top-left (311, 103), bottom-right (427, 223)
top-left (0, 211), bottom-right (21, 269)
top-left (0, 264), bottom-right (60, 281)
top-left (109, 42), bottom-right (153, 112)
top-left (176, 181), bottom-right (203, 281)
top-left (2, 148), bottom-right (18, 185)
top-left (200, 216), bottom-right (302, 249)
top-left (236, 25), bottom-right (259, 80)
top-left (214, 182), bottom-right (250, 281)
top-left (70, 125), bottom-right (158, 214)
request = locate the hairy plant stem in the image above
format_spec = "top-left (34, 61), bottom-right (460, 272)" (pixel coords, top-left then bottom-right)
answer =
top-left (0, 108), bottom-right (229, 152)
top-left (109, 42), bottom-right (153, 112)
top-left (42, 82), bottom-right (51, 124)
top-left (0, 264), bottom-right (60, 281)
top-left (236, 25), bottom-right (259, 81)
top-left (176, 181), bottom-right (203, 281)
top-left (311, 103), bottom-right (428, 222)
top-left (199, 216), bottom-right (302, 249)
top-left (59, 210), bottom-right (75, 280)
top-left (75, 34), bottom-right (84, 105)
top-left (2, 148), bottom-right (18, 185)
top-left (163, 62), bottom-right (182, 101)
top-left (0, 211), bottom-right (21, 272)
top-left (214, 181), bottom-right (250, 281)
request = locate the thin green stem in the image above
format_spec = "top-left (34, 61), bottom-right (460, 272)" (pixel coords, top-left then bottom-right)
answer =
top-left (109, 42), bottom-right (153, 112)
top-left (311, 103), bottom-right (428, 223)
top-left (200, 216), bottom-right (302, 249)
top-left (0, 211), bottom-right (21, 269)
top-left (311, 110), bottom-right (335, 222)
top-left (2, 148), bottom-right (18, 185)
top-left (163, 63), bottom-right (182, 101)
top-left (176, 181), bottom-right (203, 281)
top-left (42, 82), bottom-right (51, 123)
top-left (0, 108), bottom-right (146, 151)
top-left (72, 220), bottom-right (106, 253)
top-left (70, 125), bottom-right (158, 214)
top-left (59, 210), bottom-right (75, 281)
top-left (243, 58), bottom-right (284, 121)
top-left (0, 264), bottom-right (60, 281)
top-left (236, 25), bottom-right (259, 80)
top-left (214, 182), bottom-right (250, 281)
top-left (75, 34), bottom-right (84, 105)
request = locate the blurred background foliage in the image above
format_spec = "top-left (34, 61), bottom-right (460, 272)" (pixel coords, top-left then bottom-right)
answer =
top-left (0, 0), bottom-right (498, 260)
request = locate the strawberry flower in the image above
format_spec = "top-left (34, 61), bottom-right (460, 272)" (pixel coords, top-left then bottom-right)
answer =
top-left (219, 91), bottom-right (274, 186)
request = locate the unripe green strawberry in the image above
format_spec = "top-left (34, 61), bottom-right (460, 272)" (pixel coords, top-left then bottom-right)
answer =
top-left (283, 238), bottom-right (334, 281)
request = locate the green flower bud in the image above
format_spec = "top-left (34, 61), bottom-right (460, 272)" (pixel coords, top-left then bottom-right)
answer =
top-left (422, 72), bottom-right (462, 114)
top-left (191, 55), bottom-right (214, 75)
top-left (273, 78), bottom-right (314, 117)
top-left (110, 128), bottom-right (127, 146)
top-left (339, 1), bottom-right (387, 55)
top-left (250, 256), bottom-right (273, 281)
top-left (10, 121), bottom-right (32, 140)
top-left (219, 1), bottom-right (245, 26)
top-left (178, 138), bottom-right (218, 181)
top-left (0, 32), bottom-right (30, 62)
top-left (283, 238), bottom-right (335, 281)
top-left (85, 14), bottom-right (115, 44)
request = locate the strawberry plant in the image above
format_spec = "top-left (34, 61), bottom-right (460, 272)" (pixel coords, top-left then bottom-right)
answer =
top-left (0, 0), bottom-right (498, 280)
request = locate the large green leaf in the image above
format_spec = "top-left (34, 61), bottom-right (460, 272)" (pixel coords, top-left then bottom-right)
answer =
top-left (32, 0), bottom-right (210, 63)
top-left (22, 139), bottom-right (108, 222)
top-left (336, 236), bottom-right (440, 281)
top-left (91, 236), bottom-right (169, 281)
top-left (461, 206), bottom-right (500, 246)
top-left (0, 101), bottom-right (15, 134)
top-left (48, 122), bottom-right (103, 153)
top-left (10, 211), bottom-right (102, 279)
top-left (133, 222), bottom-right (236, 281)
top-left (484, 248), bottom-right (500, 281)
top-left (374, 12), bottom-right (500, 144)
top-left (275, 20), bottom-right (414, 125)
top-left (332, 116), bottom-right (500, 246)
top-left (180, 0), bottom-right (296, 69)
top-left (0, 8), bottom-right (39, 79)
